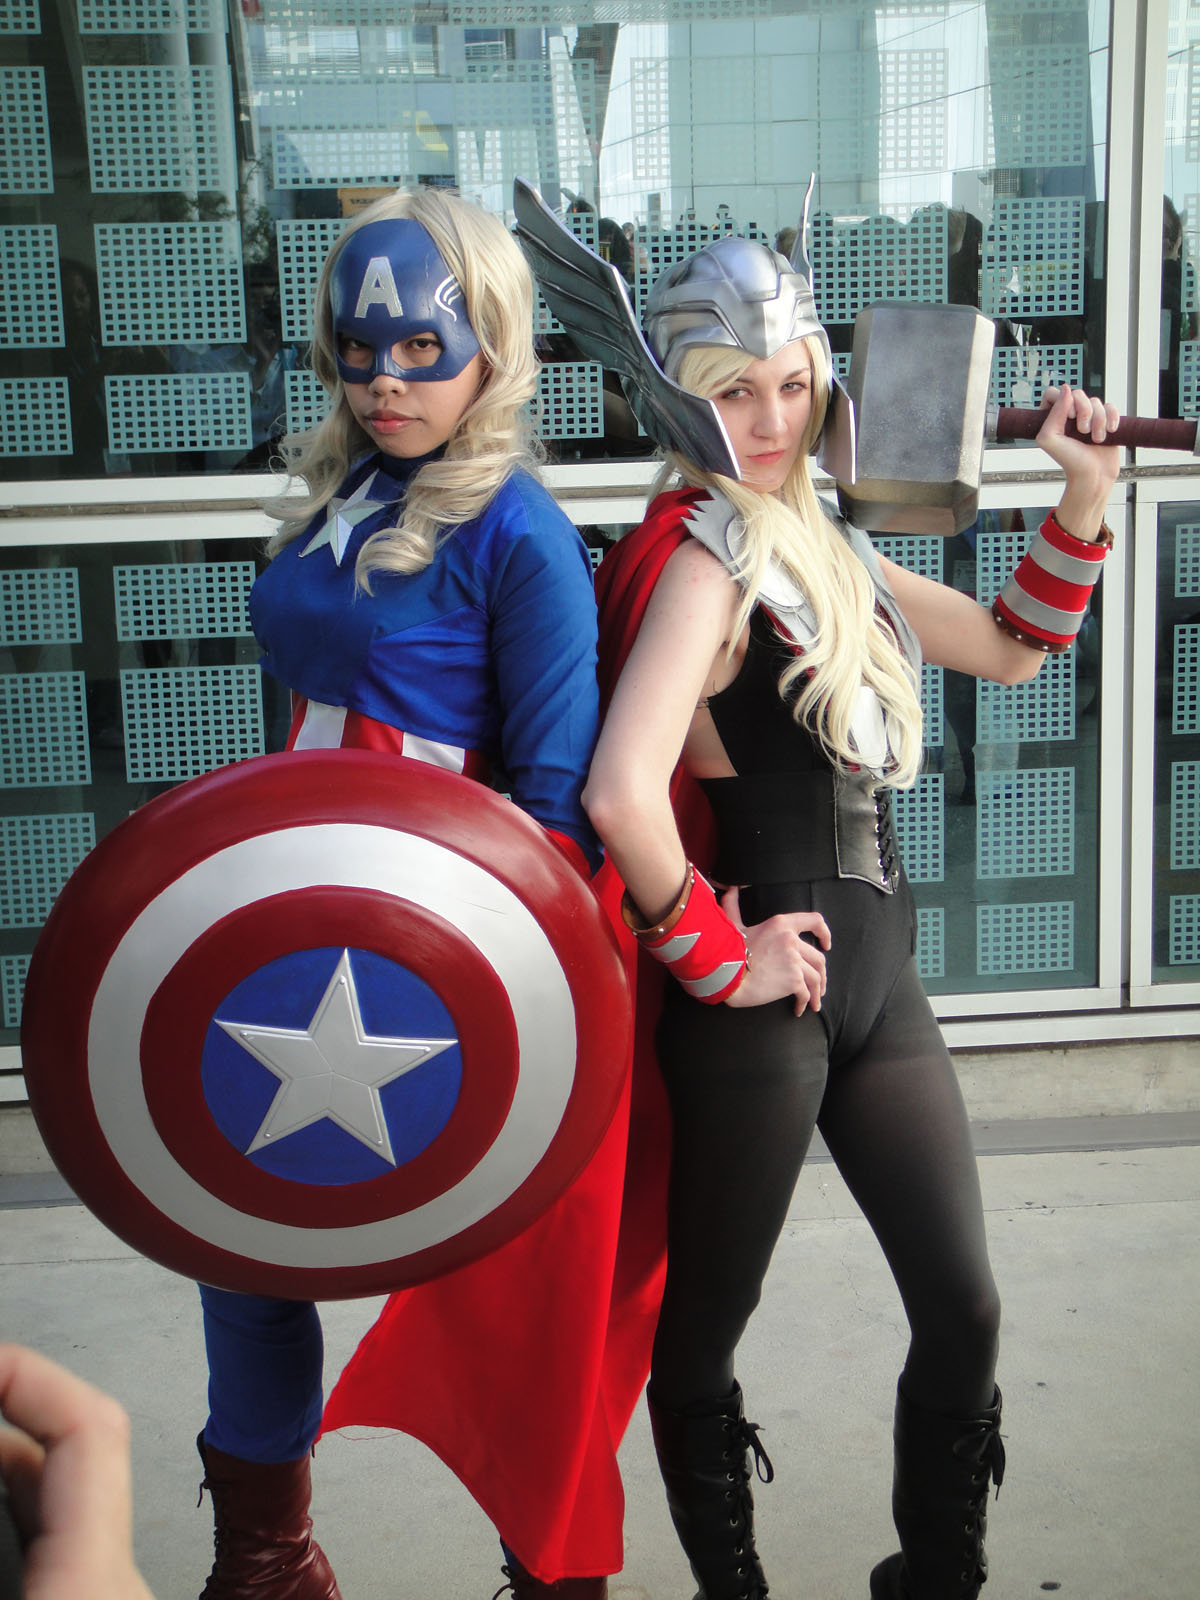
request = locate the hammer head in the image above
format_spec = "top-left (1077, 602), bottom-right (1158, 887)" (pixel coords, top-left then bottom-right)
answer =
top-left (836, 302), bottom-right (996, 536)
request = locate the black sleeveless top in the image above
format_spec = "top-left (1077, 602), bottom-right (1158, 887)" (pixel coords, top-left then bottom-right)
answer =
top-left (679, 609), bottom-right (919, 1058)
top-left (699, 610), bottom-right (900, 894)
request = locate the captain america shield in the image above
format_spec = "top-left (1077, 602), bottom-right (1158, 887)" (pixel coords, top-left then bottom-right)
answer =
top-left (20, 751), bottom-right (630, 1298)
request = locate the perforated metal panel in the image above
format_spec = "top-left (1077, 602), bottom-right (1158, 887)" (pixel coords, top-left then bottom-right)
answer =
top-left (1188, 42), bottom-right (1200, 165)
top-left (977, 900), bottom-right (1074, 976)
top-left (919, 662), bottom-right (944, 748)
top-left (977, 652), bottom-right (1075, 745)
top-left (1171, 761), bottom-right (1200, 871)
top-left (1175, 524), bottom-right (1200, 598)
top-left (285, 368), bottom-right (331, 437)
top-left (977, 767), bottom-right (1074, 878)
top-left (84, 66), bottom-right (231, 194)
top-left (96, 222), bottom-right (245, 346)
top-left (976, 527), bottom-right (1028, 605)
top-left (989, 45), bottom-right (1088, 169)
top-left (445, 0), bottom-right (769, 16)
top-left (78, 0), bottom-right (222, 31)
top-left (536, 362), bottom-right (603, 440)
top-left (873, 534), bottom-right (941, 581)
top-left (0, 378), bottom-right (71, 456)
top-left (1174, 622), bottom-right (1200, 735)
top-left (270, 82), bottom-right (413, 189)
top-left (0, 67), bottom-right (52, 195)
top-left (1179, 341), bottom-right (1200, 419)
top-left (1, 672), bottom-right (90, 787)
top-left (104, 373), bottom-right (252, 454)
top-left (121, 665), bottom-right (264, 783)
top-left (456, 124), bottom-right (539, 196)
top-left (879, 51), bottom-right (946, 174)
top-left (990, 344), bottom-right (1084, 409)
top-left (2, 953), bottom-right (29, 1030)
top-left (631, 59), bottom-right (670, 183)
top-left (0, 226), bottom-right (62, 349)
top-left (0, 1), bottom-right (41, 33)
top-left (114, 562), bottom-right (255, 642)
top-left (0, 567), bottom-right (81, 647)
top-left (0, 814), bottom-right (95, 931)
top-left (915, 906), bottom-right (944, 980)
top-left (893, 773), bottom-right (943, 884)
top-left (454, 61), bottom-right (588, 197)
top-left (258, 0), bottom-right (401, 19)
top-left (1169, 893), bottom-right (1200, 963)
top-left (813, 208), bottom-right (945, 326)
top-left (277, 218), bottom-right (349, 343)
top-left (982, 197), bottom-right (1084, 320)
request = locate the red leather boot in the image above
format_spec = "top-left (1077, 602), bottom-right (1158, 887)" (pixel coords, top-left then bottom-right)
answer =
top-left (197, 1434), bottom-right (342, 1600)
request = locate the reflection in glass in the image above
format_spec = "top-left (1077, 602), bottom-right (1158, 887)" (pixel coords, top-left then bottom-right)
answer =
top-left (1, 1), bottom-right (1109, 477)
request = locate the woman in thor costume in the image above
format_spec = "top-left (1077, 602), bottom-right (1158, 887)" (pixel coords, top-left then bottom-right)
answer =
top-left (195, 188), bottom-right (638, 1599)
top-left (515, 181), bottom-right (1121, 1600)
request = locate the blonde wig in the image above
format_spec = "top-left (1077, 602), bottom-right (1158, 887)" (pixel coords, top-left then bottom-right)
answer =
top-left (266, 188), bottom-right (541, 588)
top-left (658, 336), bottom-right (924, 787)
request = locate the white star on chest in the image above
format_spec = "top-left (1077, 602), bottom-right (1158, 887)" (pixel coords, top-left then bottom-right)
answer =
top-left (300, 472), bottom-right (388, 565)
top-left (217, 949), bottom-right (456, 1166)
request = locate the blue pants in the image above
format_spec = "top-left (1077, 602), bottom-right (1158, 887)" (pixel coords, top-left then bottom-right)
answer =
top-left (199, 1285), bottom-right (324, 1462)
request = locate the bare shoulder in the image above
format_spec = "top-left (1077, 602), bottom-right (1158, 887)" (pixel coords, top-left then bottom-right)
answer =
top-left (649, 534), bottom-right (740, 623)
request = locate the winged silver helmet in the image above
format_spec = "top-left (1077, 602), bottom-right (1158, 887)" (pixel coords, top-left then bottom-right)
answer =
top-left (512, 177), bottom-right (855, 485)
top-left (645, 231), bottom-right (833, 384)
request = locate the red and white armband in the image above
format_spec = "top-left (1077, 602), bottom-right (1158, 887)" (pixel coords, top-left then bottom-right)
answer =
top-left (992, 510), bottom-right (1113, 653)
top-left (622, 864), bottom-right (748, 1004)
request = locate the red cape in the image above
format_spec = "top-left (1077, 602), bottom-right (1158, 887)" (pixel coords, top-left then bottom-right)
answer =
top-left (321, 488), bottom-right (708, 1580)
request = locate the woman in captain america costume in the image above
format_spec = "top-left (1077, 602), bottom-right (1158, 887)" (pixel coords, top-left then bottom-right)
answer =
top-left (513, 184), bottom-right (1121, 1600)
top-left (194, 188), bottom-right (632, 1600)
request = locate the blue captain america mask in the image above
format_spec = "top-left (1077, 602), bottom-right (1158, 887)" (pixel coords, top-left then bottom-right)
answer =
top-left (330, 219), bottom-right (482, 385)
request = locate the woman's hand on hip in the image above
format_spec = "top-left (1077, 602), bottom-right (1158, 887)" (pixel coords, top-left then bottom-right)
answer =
top-left (720, 886), bottom-right (831, 1017)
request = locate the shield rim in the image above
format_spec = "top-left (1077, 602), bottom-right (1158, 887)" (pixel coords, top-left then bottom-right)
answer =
top-left (21, 750), bottom-right (630, 1297)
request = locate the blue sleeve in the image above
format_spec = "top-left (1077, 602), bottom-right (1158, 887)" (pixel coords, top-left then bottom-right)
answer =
top-left (488, 496), bottom-right (602, 871)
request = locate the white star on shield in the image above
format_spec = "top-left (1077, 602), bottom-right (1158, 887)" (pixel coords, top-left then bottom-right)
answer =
top-left (217, 949), bottom-right (456, 1166)
top-left (300, 472), bottom-right (388, 565)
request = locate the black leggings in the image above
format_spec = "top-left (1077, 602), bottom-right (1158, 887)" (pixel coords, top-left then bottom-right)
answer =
top-left (650, 957), bottom-right (1001, 1419)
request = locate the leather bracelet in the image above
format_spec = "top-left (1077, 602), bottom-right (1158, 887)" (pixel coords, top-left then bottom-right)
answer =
top-left (634, 865), bottom-right (748, 1004)
top-left (620, 865), bottom-right (693, 939)
top-left (1046, 507), bottom-right (1114, 550)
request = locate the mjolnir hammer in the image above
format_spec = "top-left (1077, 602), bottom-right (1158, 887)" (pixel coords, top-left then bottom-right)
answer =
top-left (835, 302), bottom-right (1198, 535)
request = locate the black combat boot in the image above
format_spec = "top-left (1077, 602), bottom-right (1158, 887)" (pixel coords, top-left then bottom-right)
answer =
top-left (869, 1382), bottom-right (1005, 1600)
top-left (647, 1383), bottom-right (773, 1600)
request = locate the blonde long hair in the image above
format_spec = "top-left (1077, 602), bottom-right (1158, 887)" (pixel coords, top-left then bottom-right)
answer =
top-left (659, 336), bottom-right (923, 787)
top-left (265, 188), bottom-right (541, 588)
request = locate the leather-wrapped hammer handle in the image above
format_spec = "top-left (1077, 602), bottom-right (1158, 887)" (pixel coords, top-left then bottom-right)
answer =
top-left (991, 407), bottom-right (1199, 452)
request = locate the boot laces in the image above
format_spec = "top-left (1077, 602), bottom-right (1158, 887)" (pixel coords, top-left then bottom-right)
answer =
top-left (954, 1418), bottom-right (1006, 1591)
top-left (721, 1416), bottom-right (774, 1597)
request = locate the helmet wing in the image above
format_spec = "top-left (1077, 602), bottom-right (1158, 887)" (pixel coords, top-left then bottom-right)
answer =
top-left (513, 179), bottom-right (740, 480)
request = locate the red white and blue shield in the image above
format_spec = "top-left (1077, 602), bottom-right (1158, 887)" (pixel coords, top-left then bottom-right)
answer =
top-left (21, 751), bottom-right (630, 1299)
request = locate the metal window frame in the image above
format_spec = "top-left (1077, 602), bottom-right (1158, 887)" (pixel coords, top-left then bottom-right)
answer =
top-left (7, 0), bottom-right (1200, 1077)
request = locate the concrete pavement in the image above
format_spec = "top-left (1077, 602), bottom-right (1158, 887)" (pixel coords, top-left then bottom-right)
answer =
top-left (2, 1114), bottom-right (1199, 1599)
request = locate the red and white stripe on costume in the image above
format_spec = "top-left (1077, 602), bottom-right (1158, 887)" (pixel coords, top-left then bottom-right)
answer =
top-left (286, 694), bottom-right (491, 781)
top-left (285, 695), bottom-right (590, 878)
top-left (992, 512), bottom-right (1110, 652)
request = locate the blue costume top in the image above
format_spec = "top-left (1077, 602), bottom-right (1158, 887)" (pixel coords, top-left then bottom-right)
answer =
top-left (249, 450), bottom-right (601, 868)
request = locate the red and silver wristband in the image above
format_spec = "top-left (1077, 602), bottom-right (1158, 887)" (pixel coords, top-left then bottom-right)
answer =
top-left (992, 510), bottom-right (1112, 653)
top-left (622, 865), bottom-right (748, 1004)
